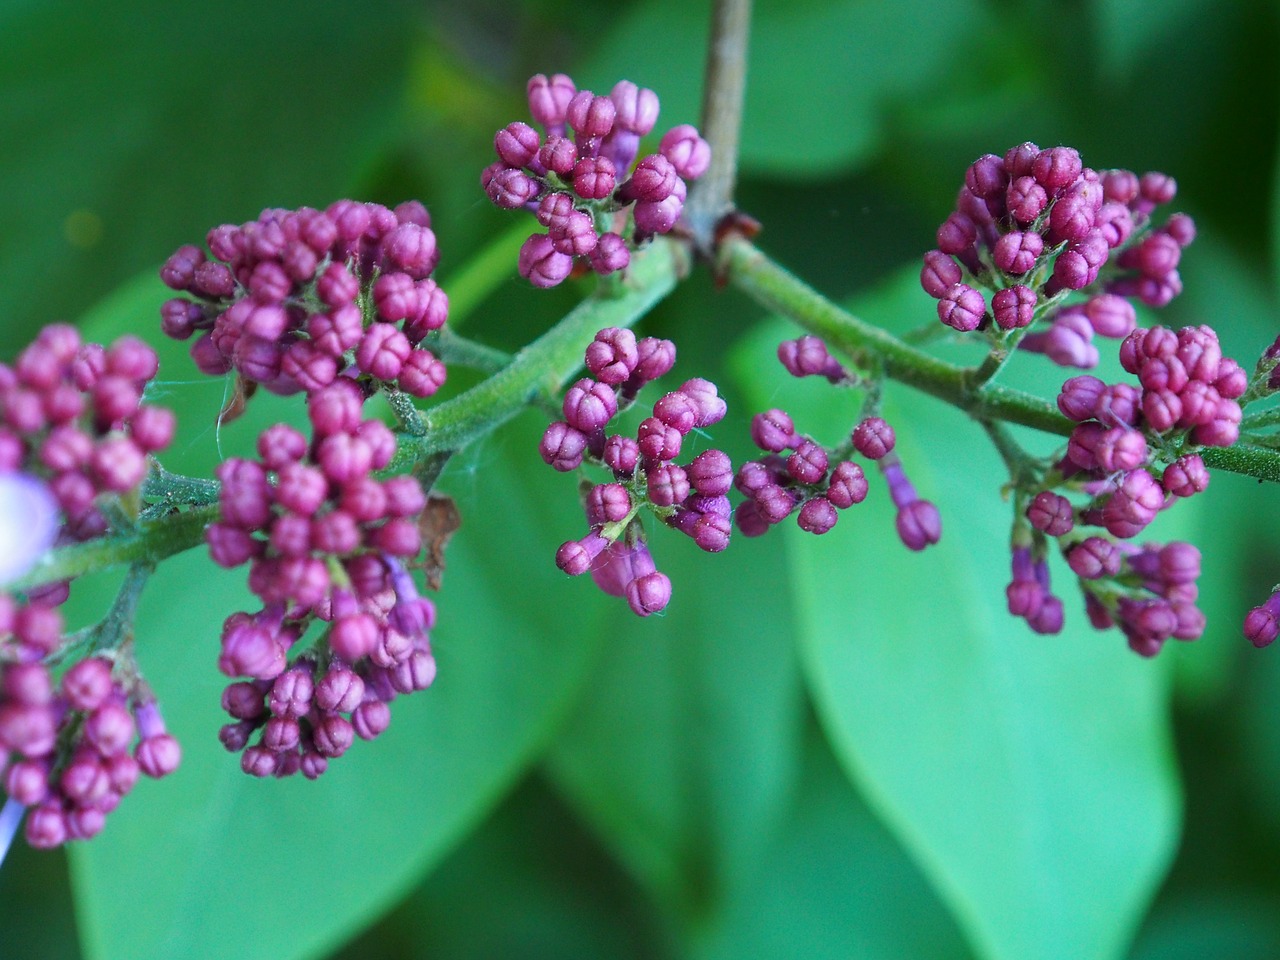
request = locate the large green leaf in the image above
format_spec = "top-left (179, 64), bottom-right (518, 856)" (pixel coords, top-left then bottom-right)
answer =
top-left (0, 0), bottom-right (415, 352)
top-left (544, 508), bottom-right (806, 925)
top-left (696, 724), bottom-right (973, 960)
top-left (734, 274), bottom-right (1182, 960)
top-left (64, 281), bottom-right (607, 960)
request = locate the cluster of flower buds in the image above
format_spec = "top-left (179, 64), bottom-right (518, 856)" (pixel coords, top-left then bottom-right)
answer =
top-left (1, 653), bottom-right (180, 848)
top-left (921, 143), bottom-right (1194, 369)
top-left (484, 74), bottom-right (711, 287)
top-left (1054, 324), bottom-right (1244, 539)
top-left (0, 325), bottom-right (174, 544)
top-left (1067, 539), bottom-right (1204, 656)
top-left (207, 379), bottom-right (436, 776)
top-left (160, 200), bottom-right (447, 399)
top-left (540, 327), bottom-right (730, 616)
top-left (734, 337), bottom-right (940, 549)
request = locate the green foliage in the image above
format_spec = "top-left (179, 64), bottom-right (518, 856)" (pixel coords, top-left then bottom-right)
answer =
top-left (4, 0), bottom-right (1280, 958)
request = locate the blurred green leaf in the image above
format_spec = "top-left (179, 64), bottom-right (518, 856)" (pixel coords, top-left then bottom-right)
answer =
top-left (545, 512), bottom-right (806, 925)
top-left (0, 0), bottom-right (416, 353)
top-left (66, 279), bottom-right (607, 960)
top-left (733, 271), bottom-right (1182, 960)
top-left (582, 0), bottom-right (995, 178)
top-left (695, 723), bottom-right (973, 960)
top-left (336, 772), bottom-right (672, 960)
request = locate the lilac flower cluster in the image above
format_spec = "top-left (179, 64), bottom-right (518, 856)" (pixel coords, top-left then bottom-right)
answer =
top-left (1057, 324), bottom-right (1244, 536)
top-left (160, 201), bottom-right (447, 399)
top-left (1004, 325), bottom-right (1243, 652)
top-left (922, 144), bottom-right (1194, 369)
top-left (0, 325), bottom-right (174, 543)
top-left (1, 654), bottom-right (179, 848)
top-left (0, 326), bottom-right (181, 847)
top-left (207, 380), bottom-right (436, 776)
top-left (484, 75), bottom-right (711, 287)
top-left (539, 327), bottom-right (730, 616)
top-left (735, 337), bottom-right (940, 549)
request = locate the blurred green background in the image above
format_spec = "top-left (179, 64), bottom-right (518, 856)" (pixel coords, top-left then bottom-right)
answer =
top-left (2, 0), bottom-right (1279, 957)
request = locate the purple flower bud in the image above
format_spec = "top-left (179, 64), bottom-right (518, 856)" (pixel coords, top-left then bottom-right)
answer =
top-left (797, 497), bottom-right (838, 534)
top-left (637, 417), bottom-right (683, 461)
top-left (1214, 359), bottom-right (1248, 400)
top-left (750, 409), bottom-right (797, 452)
top-left (851, 417), bottom-right (895, 460)
top-left (646, 464), bottom-right (690, 506)
top-left (161, 244), bottom-right (205, 290)
top-left (566, 91), bottom-right (616, 140)
top-left (217, 458), bottom-right (272, 530)
top-left (602, 434), bottom-right (640, 475)
top-left (777, 336), bottom-right (846, 380)
top-left (678, 378), bottom-right (727, 427)
top-left (934, 213), bottom-right (977, 256)
top-left (1006, 175), bottom-right (1048, 224)
top-left (316, 664), bottom-right (365, 713)
top-left (937, 283), bottom-right (986, 332)
top-left (896, 500), bottom-right (942, 551)
top-left (1139, 171), bottom-right (1177, 206)
top-left (1067, 537), bottom-right (1121, 579)
top-left (1158, 541), bottom-right (1201, 585)
top-left (920, 250), bottom-right (961, 298)
top-left (1244, 591), bottom-right (1280, 648)
top-left (273, 463), bottom-right (328, 516)
top-left (241, 746), bottom-right (279, 778)
top-left (1094, 427), bottom-right (1148, 472)
top-left (59, 658), bottom-right (112, 714)
top-left (993, 231), bottom-right (1043, 275)
top-left (219, 620), bottom-right (287, 680)
top-left (1037, 311), bottom-right (1098, 368)
top-left (965, 153), bottom-right (1008, 199)
top-left (1026, 491), bottom-right (1074, 535)
top-left (495, 121), bottom-right (541, 167)
top-left (687, 449), bottom-right (734, 496)
top-left (528, 73), bottom-right (577, 130)
top-left (1162, 455), bottom-right (1209, 498)
top-left (826, 461), bottom-right (868, 508)
top-left (221, 681), bottom-right (267, 720)
top-left (585, 327), bottom-right (638, 384)
top-left (626, 571), bottom-right (672, 617)
top-left (992, 285), bottom-right (1037, 330)
top-left (518, 234), bottom-right (574, 288)
top-left (1050, 248), bottom-right (1092, 291)
top-left (352, 700), bottom-right (392, 740)
top-left (610, 80), bottom-right (660, 135)
top-left (1165, 213), bottom-right (1196, 246)
top-left (538, 136), bottom-right (578, 176)
top-left (1083, 294), bottom-right (1136, 338)
top-left (1032, 146), bottom-right (1082, 190)
top-left (269, 667), bottom-right (315, 719)
top-left (631, 337), bottom-right (677, 385)
top-left (633, 195), bottom-right (684, 236)
top-left (135, 734), bottom-right (181, 778)
top-left (1101, 469), bottom-right (1163, 537)
top-left (588, 233), bottom-right (630, 275)
top-left (621, 154), bottom-right (678, 203)
top-left (659, 124), bottom-right (711, 179)
top-left (373, 272), bottom-right (419, 323)
top-left (563, 378), bottom-right (618, 432)
top-left (572, 156), bottom-right (617, 200)
top-left (85, 702), bottom-right (136, 756)
top-left (486, 167), bottom-right (541, 209)
top-left (653, 391), bottom-right (699, 435)
top-left (586, 483), bottom-right (631, 525)
top-left (3, 663), bottom-right (52, 706)
top-left (539, 421), bottom-right (588, 472)
top-left (787, 440), bottom-right (829, 485)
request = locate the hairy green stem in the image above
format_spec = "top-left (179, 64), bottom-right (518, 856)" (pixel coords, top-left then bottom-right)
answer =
top-left (6, 505), bottom-right (219, 592)
top-left (722, 236), bottom-right (1280, 482)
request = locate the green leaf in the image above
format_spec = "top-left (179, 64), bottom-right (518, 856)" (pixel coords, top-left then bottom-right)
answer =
top-left (734, 274), bottom-right (1182, 960)
top-left (582, 0), bottom-right (995, 178)
top-left (695, 725), bottom-right (973, 960)
top-left (0, 0), bottom-right (415, 352)
top-left (336, 773), bottom-right (673, 960)
top-left (545, 504), bottom-right (807, 924)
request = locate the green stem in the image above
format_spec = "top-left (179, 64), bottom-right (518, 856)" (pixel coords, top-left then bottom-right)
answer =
top-left (723, 237), bottom-right (1072, 435)
top-left (6, 505), bottom-right (219, 593)
top-left (405, 238), bottom-right (684, 458)
top-left (1241, 404), bottom-right (1280, 430)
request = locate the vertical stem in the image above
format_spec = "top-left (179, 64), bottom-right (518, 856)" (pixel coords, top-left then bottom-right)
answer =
top-left (685, 0), bottom-right (753, 252)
